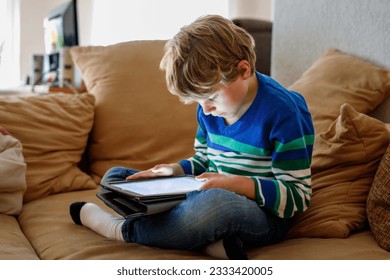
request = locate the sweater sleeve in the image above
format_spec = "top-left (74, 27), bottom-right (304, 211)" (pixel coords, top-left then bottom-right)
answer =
top-left (252, 107), bottom-right (314, 218)
top-left (179, 107), bottom-right (209, 175)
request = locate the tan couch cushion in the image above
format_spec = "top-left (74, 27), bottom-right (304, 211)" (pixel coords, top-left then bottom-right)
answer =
top-left (0, 214), bottom-right (39, 260)
top-left (287, 104), bottom-right (390, 238)
top-left (0, 94), bottom-right (97, 202)
top-left (71, 41), bottom-right (198, 181)
top-left (18, 189), bottom-right (390, 260)
top-left (289, 48), bottom-right (390, 135)
top-left (367, 142), bottom-right (390, 250)
top-left (0, 135), bottom-right (26, 215)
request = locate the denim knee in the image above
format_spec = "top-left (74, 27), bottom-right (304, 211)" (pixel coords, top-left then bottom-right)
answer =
top-left (184, 189), bottom-right (257, 230)
top-left (101, 166), bottom-right (138, 183)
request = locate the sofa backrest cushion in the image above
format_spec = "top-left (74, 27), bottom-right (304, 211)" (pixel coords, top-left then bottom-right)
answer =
top-left (289, 48), bottom-right (390, 136)
top-left (71, 40), bottom-right (198, 181)
top-left (0, 93), bottom-right (97, 202)
top-left (0, 134), bottom-right (26, 215)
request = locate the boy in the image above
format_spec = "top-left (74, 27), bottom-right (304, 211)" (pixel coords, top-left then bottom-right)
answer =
top-left (70, 15), bottom-right (314, 259)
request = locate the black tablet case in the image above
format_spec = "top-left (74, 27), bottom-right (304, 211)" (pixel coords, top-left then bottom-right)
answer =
top-left (96, 188), bottom-right (187, 218)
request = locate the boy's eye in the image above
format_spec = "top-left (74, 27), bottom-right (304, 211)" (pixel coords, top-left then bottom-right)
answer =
top-left (208, 93), bottom-right (219, 101)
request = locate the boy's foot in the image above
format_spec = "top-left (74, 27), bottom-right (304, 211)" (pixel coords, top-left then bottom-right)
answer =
top-left (203, 236), bottom-right (248, 260)
top-left (69, 202), bottom-right (125, 241)
top-left (223, 236), bottom-right (248, 260)
top-left (69, 201), bottom-right (86, 225)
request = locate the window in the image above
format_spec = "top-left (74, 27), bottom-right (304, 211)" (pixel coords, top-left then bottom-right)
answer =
top-left (88, 0), bottom-right (229, 45)
top-left (0, 0), bottom-right (19, 88)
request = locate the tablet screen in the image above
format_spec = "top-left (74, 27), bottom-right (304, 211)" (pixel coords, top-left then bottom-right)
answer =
top-left (109, 176), bottom-right (205, 196)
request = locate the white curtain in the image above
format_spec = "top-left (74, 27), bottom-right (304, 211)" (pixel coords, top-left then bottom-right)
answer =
top-left (0, 0), bottom-right (20, 88)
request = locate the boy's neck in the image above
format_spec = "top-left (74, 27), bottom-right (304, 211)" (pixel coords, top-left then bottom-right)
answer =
top-left (224, 74), bottom-right (258, 125)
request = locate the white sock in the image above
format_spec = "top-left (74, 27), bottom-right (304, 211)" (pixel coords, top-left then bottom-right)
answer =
top-left (203, 240), bottom-right (229, 259)
top-left (80, 203), bottom-right (125, 241)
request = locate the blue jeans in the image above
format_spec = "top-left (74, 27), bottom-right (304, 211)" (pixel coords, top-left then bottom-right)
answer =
top-left (101, 166), bottom-right (292, 250)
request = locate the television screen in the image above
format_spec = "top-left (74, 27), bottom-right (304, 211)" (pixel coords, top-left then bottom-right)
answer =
top-left (43, 0), bottom-right (78, 54)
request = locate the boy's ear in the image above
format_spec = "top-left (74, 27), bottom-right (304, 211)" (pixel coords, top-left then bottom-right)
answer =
top-left (237, 60), bottom-right (251, 79)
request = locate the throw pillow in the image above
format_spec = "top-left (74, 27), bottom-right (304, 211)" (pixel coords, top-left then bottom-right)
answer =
top-left (367, 142), bottom-right (390, 250)
top-left (286, 104), bottom-right (390, 238)
top-left (71, 41), bottom-right (198, 182)
top-left (0, 134), bottom-right (27, 215)
top-left (0, 93), bottom-right (97, 202)
top-left (289, 48), bottom-right (390, 135)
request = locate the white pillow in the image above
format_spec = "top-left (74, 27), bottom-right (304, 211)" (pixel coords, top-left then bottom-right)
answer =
top-left (0, 134), bottom-right (27, 215)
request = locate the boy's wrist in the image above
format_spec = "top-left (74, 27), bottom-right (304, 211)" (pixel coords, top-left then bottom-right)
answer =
top-left (170, 163), bottom-right (185, 176)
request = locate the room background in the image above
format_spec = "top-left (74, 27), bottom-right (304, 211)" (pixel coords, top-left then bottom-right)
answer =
top-left (0, 0), bottom-right (272, 88)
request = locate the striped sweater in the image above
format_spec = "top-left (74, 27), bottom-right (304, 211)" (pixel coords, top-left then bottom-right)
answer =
top-left (179, 72), bottom-right (314, 218)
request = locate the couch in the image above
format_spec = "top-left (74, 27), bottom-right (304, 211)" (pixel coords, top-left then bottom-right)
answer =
top-left (1, 21), bottom-right (390, 260)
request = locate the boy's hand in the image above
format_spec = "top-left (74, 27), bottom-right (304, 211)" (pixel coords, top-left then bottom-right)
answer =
top-left (196, 173), bottom-right (256, 200)
top-left (196, 173), bottom-right (234, 190)
top-left (0, 126), bottom-right (10, 135)
top-left (126, 163), bottom-right (184, 180)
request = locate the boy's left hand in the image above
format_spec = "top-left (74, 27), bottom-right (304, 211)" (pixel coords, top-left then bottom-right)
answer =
top-left (196, 173), bottom-right (231, 189)
top-left (196, 173), bottom-right (256, 200)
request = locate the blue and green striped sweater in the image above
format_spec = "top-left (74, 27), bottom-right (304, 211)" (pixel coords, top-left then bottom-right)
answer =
top-left (179, 72), bottom-right (315, 218)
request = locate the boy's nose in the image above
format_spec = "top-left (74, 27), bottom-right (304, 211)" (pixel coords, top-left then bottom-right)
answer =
top-left (200, 102), bottom-right (215, 115)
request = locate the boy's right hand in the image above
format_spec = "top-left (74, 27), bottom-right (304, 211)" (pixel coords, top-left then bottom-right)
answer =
top-left (126, 163), bottom-right (184, 180)
top-left (0, 126), bottom-right (10, 135)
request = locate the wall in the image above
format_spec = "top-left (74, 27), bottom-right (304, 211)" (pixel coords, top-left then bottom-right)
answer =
top-left (272, 0), bottom-right (390, 87)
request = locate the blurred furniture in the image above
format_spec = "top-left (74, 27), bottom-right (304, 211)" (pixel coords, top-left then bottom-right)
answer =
top-left (233, 18), bottom-right (272, 76)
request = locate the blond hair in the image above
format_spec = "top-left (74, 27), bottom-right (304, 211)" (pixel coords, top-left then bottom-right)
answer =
top-left (160, 15), bottom-right (256, 103)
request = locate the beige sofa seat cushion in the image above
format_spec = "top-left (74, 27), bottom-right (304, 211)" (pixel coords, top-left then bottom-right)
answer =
top-left (249, 231), bottom-right (390, 260)
top-left (367, 142), bottom-right (390, 250)
top-left (287, 104), bottom-right (390, 238)
top-left (18, 189), bottom-right (390, 260)
top-left (0, 94), bottom-right (98, 202)
top-left (71, 41), bottom-right (198, 181)
top-left (0, 214), bottom-right (39, 260)
top-left (0, 134), bottom-right (26, 215)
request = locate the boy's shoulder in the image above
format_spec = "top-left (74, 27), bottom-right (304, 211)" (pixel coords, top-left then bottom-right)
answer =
top-left (257, 73), bottom-right (290, 95)
top-left (257, 73), bottom-right (306, 108)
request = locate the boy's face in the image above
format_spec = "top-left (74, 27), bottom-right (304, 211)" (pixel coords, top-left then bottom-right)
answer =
top-left (196, 60), bottom-right (256, 123)
top-left (198, 77), bottom-right (249, 120)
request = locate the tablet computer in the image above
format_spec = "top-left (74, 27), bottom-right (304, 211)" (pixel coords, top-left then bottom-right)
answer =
top-left (101, 175), bottom-right (205, 199)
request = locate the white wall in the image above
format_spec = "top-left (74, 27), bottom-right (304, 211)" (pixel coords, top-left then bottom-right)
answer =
top-left (272, 0), bottom-right (390, 87)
